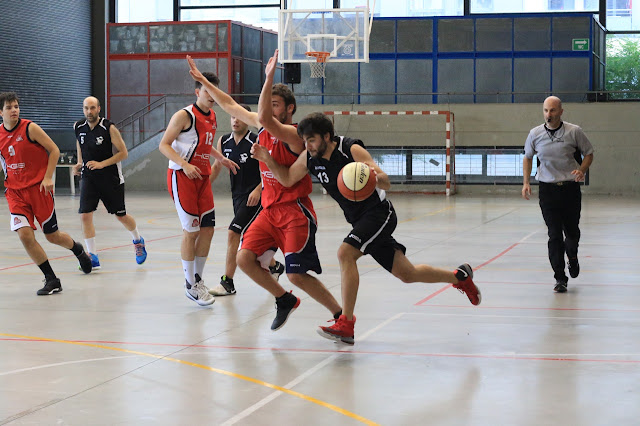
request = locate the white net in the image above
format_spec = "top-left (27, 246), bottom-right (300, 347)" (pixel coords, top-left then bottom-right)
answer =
top-left (308, 61), bottom-right (327, 78)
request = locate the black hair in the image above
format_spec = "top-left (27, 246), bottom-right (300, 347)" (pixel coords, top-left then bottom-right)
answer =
top-left (195, 72), bottom-right (220, 89)
top-left (0, 92), bottom-right (19, 110)
top-left (297, 112), bottom-right (335, 140)
top-left (272, 83), bottom-right (296, 115)
top-left (240, 103), bottom-right (251, 112)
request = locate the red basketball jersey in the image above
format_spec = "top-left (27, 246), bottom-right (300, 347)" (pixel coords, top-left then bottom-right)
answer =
top-left (258, 127), bottom-right (312, 209)
top-left (0, 119), bottom-right (49, 189)
top-left (168, 104), bottom-right (217, 176)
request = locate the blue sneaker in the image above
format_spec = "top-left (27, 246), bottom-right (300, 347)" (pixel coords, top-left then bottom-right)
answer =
top-left (77, 252), bottom-right (100, 271)
top-left (133, 237), bottom-right (147, 264)
top-left (88, 253), bottom-right (101, 270)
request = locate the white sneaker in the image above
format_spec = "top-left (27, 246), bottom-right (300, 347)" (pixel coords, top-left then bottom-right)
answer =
top-left (185, 281), bottom-right (215, 306)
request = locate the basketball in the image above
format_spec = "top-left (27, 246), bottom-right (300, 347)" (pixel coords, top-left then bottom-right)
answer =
top-left (337, 162), bottom-right (377, 202)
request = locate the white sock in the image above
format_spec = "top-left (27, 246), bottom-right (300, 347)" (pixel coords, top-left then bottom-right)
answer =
top-left (195, 256), bottom-right (207, 279)
top-left (129, 227), bottom-right (141, 241)
top-left (182, 259), bottom-right (196, 286)
top-left (85, 238), bottom-right (97, 255)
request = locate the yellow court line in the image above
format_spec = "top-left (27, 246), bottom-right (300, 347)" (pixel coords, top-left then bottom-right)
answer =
top-left (398, 205), bottom-right (454, 224)
top-left (1, 332), bottom-right (379, 426)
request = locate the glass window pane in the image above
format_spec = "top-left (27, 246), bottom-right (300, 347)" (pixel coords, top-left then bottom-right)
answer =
top-left (117, 0), bottom-right (172, 23)
top-left (367, 0), bottom-right (463, 17)
top-left (471, 0), bottom-right (598, 13)
top-left (606, 0), bottom-right (639, 31)
top-left (109, 25), bottom-right (148, 54)
top-left (373, 153), bottom-right (407, 177)
top-left (454, 154), bottom-right (483, 175)
top-left (181, 7), bottom-right (279, 32)
top-left (606, 34), bottom-right (640, 99)
top-left (288, 0), bottom-right (336, 7)
top-left (412, 154), bottom-right (446, 176)
top-left (149, 24), bottom-right (217, 53)
top-left (182, 0), bottom-right (278, 5)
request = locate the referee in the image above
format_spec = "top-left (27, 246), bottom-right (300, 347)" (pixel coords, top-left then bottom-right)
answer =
top-left (522, 96), bottom-right (594, 293)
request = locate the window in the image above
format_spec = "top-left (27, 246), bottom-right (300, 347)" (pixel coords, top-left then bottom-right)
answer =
top-left (180, 7), bottom-right (279, 31)
top-left (471, 0), bottom-right (598, 13)
top-left (366, 147), bottom-right (539, 185)
top-left (117, 0), bottom-right (173, 23)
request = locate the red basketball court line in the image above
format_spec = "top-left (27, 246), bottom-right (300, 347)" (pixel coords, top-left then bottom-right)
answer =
top-left (2, 337), bottom-right (638, 364)
top-left (415, 243), bottom-right (520, 306)
top-left (0, 234), bottom-right (182, 272)
top-left (0, 203), bottom-right (342, 272)
top-left (418, 304), bottom-right (640, 313)
top-left (470, 280), bottom-right (637, 288)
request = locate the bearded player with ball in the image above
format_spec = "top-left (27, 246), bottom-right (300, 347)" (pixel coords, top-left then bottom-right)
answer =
top-left (251, 112), bottom-right (481, 345)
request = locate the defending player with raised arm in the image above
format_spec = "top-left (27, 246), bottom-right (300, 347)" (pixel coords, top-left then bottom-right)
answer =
top-left (251, 112), bottom-right (481, 345)
top-left (207, 105), bottom-right (285, 297)
top-left (73, 96), bottom-right (147, 270)
top-left (159, 71), bottom-right (239, 306)
top-left (189, 51), bottom-right (342, 331)
top-left (0, 92), bottom-right (92, 296)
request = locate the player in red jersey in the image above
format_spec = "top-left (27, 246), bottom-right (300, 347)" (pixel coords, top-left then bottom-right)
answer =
top-left (0, 92), bottom-right (92, 295)
top-left (159, 72), bottom-right (239, 306)
top-left (187, 52), bottom-right (342, 330)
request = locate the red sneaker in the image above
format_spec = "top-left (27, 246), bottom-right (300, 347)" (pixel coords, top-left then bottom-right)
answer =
top-left (452, 263), bottom-right (482, 306)
top-left (317, 314), bottom-right (356, 345)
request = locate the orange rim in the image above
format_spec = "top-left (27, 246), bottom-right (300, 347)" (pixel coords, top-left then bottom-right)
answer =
top-left (305, 51), bottom-right (330, 63)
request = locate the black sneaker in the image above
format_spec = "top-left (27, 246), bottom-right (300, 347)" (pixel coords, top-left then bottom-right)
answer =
top-left (77, 251), bottom-right (93, 274)
top-left (554, 280), bottom-right (568, 293)
top-left (269, 261), bottom-right (285, 281)
top-left (568, 258), bottom-right (580, 278)
top-left (37, 277), bottom-right (62, 295)
top-left (271, 291), bottom-right (300, 331)
top-left (209, 275), bottom-right (237, 296)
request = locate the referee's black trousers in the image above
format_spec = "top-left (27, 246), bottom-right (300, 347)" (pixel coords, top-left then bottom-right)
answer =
top-left (538, 182), bottom-right (582, 283)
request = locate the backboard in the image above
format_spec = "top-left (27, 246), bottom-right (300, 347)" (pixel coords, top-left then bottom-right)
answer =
top-left (278, 1), bottom-right (372, 63)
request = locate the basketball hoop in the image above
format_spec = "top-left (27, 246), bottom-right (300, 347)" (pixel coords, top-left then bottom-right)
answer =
top-left (305, 51), bottom-right (330, 79)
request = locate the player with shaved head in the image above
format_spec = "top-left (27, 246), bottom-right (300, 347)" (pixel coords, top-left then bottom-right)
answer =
top-left (73, 96), bottom-right (147, 270)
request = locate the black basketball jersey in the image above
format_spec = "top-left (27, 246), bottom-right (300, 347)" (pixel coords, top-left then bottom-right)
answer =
top-left (74, 117), bottom-right (123, 183)
top-left (220, 130), bottom-right (261, 197)
top-left (307, 136), bottom-right (387, 224)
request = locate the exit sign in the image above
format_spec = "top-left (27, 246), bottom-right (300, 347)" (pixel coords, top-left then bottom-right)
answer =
top-left (572, 38), bottom-right (589, 51)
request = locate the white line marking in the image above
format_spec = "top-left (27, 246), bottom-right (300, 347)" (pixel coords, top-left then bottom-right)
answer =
top-left (221, 313), bottom-right (405, 425)
top-left (0, 355), bottom-right (137, 377)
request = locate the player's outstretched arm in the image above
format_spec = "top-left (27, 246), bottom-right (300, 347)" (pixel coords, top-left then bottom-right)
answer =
top-left (251, 143), bottom-right (308, 187)
top-left (29, 123), bottom-right (59, 193)
top-left (159, 110), bottom-right (203, 180)
top-left (186, 55), bottom-right (260, 128)
top-left (257, 49), bottom-right (304, 154)
top-left (351, 144), bottom-right (390, 190)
